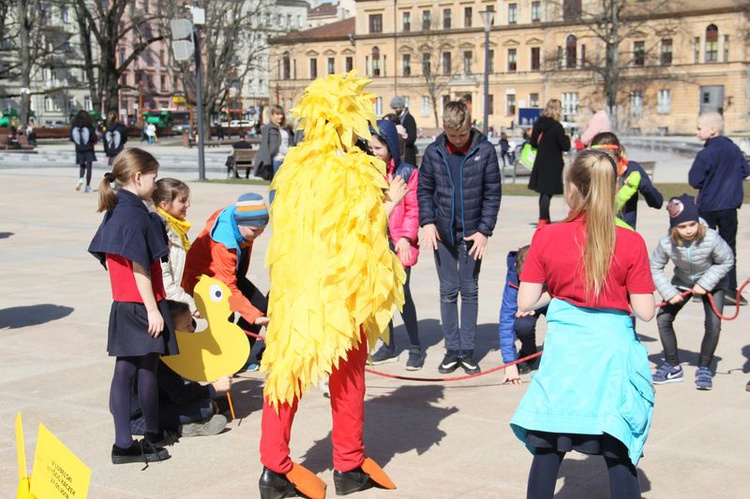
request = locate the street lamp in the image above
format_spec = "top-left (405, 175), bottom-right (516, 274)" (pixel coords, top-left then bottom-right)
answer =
top-left (478, 10), bottom-right (494, 136)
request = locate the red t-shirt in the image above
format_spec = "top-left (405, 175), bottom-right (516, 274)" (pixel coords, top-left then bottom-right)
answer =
top-left (520, 215), bottom-right (654, 312)
top-left (106, 254), bottom-right (166, 302)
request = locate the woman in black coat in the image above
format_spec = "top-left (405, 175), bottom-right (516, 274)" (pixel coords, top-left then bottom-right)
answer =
top-left (528, 99), bottom-right (571, 225)
top-left (70, 109), bottom-right (98, 192)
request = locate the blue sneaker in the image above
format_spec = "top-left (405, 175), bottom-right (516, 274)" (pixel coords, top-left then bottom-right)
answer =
top-left (695, 367), bottom-right (713, 390)
top-left (652, 363), bottom-right (683, 384)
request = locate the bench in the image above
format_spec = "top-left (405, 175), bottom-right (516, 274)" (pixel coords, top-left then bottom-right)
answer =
top-left (228, 149), bottom-right (257, 178)
top-left (0, 129), bottom-right (35, 151)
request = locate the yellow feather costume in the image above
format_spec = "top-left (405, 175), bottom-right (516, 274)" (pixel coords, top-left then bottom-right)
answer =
top-left (261, 72), bottom-right (406, 408)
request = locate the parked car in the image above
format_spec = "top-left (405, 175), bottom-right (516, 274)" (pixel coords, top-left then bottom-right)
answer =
top-left (229, 120), bottom-right (254, 128)
top-left (45, 120), bottom-right (66, 128)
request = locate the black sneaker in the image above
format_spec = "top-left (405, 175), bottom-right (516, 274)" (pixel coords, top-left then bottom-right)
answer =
top-left (370, 345), bottom-right (399, 365)
top-left (438, 352), bottom-right (460, 374)
top-left (459, 355), bottom-right (481, 375)
top-left (405, 350), bottom-right (424, 371)
top-left (179, 414), bottom-right (228, 437)
top-left (111, 439), bottom-right (170, 465)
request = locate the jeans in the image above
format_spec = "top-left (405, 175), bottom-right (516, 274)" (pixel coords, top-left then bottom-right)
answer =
top-left (656, 290), bottom-right (725, 368)
top-left (434, 240), bottom-right (482, 354)
top-left (383, 267), bottom-right (421, 353)
top-left (700, 209), bottom-right (738, 292)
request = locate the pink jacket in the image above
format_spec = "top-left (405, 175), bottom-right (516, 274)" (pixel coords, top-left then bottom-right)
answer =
top-left (579, 110), bottom-right (612, 146)
top-left (387, 164), bottom-right (420, 268)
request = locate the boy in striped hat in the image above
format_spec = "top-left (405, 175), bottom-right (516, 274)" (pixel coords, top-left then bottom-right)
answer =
top-left (182, 192), bottom-right (270, 366)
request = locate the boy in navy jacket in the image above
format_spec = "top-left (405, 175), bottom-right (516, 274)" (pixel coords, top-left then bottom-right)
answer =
top-left (688, 111), bottom-right (750, 305)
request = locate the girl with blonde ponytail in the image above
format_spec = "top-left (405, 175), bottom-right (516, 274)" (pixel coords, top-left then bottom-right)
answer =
top-left (510, 150), bottom-right (656, 499)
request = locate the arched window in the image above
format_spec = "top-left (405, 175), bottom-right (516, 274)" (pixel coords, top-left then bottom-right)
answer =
top-left (705, 24), bottom-right (718, 62)
top-left (565, 35), bottom-right (577, 69)
top-left (282, 51), bottom-right (290, 80)
top-left (372, 47), bottom-right (381, 76)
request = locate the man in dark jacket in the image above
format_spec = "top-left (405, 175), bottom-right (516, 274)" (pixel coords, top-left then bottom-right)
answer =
top-left (390, 96), bottom-right (418, 165)
top-left (418, 100), bottom-right (501, 375)
top-left (689, 111), bottom-right (750, 305)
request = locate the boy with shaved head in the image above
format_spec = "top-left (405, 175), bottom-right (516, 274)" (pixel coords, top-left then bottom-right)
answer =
top-left (688, 111), bottom-right (750, 306)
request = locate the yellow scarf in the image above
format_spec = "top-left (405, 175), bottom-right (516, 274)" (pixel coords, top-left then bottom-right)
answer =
top-left (157, 207), bottom-right (192, 250)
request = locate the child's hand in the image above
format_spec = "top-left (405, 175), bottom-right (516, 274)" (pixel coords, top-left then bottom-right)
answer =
top-left (464, 232), bottom-right (488, 259)
top-left (385, 175), bottom-right (407, 205)
top-left (420, 224), bottom-right (440, 251)
top-left (668, 294), bottom-right (684, 305)
top-left (212, 375), bottom-right (232, 394)
top-left (254, 316), bottom-right (270, 326)
top-left (146, 308), bottom-right (164, 337)
top-left (515, 309), bottom-right (536, 318)
top-left (395, 237), bottom-right (412, 266)
top-left (692, 284), bottom-right (707, 296)
top-left (503, 364), bottom-right (522, 385)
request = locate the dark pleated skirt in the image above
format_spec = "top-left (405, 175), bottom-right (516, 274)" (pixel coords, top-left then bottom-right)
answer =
top-left (107, 300), bottom-right (179, 357)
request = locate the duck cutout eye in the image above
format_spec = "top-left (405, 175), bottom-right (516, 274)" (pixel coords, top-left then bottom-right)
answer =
top-left (209, 284), bottom-right (223, 302)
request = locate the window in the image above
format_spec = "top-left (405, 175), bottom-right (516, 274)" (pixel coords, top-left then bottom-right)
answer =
top-left (422, 10), bottom-right (431, 30)
top-left (633, 41), bottom-right (645, 66)
top-left (563, 0), bottom-right (581, 20)
top-left (403, 12), bottom-right (411, 32)
top-left (531, 2), bottom-right (541, 22)
top-left (507, 48), bottom-right (517, 72)
top-left (278, 14), bottom-right (284, 26)
top-left (508, 4), bottom-right (518, 24)
top-left (282, 51), bottom-right (291, 79)
top-left (530, 93), bottom-right (539, 108)
top-left (693, 37), bottom-right (700, 63)
top-left (119, 48), bottom-right (126, 65)
top-left (287, 14), bottom-right (292, 27)
top-left (160, 75), bottom-right (166, 91)
top-left (422, 53), bottom-right (431, 75)
top-left (403, 54), bottom-right (411, 76)
top-left (422, 96), bottom-right (430, 117)
top-left (463, 51), bottom-right (472, 74)
top-left (661, 39), bottom-right (673, 65)
top-left (345, 57), bottom-right (353, 72)
top-left (372, 47), bottom-right (381, 76)
top-left (657, 89), bottom-right (671, 114)
top-left (488, 94), bottom-right (494, 115)
top-left (562, 92), bottom-right (579, 118)
top-left (374, 97), bottom-right (383, 116)
top-left (705, 25), bottom-right (719, 62)
top-left (369, 14), bottom-right (383, 34)
top-left (442, 52), bottom-right (451, 75)
top-left (84, 96), bottom-right (92, 111)
top-left (61, 6), bottom-right (69, 23)
top-left (327, 57), bottom-right (335, 74)
top-left (464, 7), bottom-right (472, 28)
top-left (531, 47), bottom-right (541, 71)
top-left (630, 90), bottom-right (643, 117)
top-left (309, 58), bottom-right (317, 79)
top-left (506, 93), bottom-right (516, 116)
top-left (723, 35), bottom-right (729, 62)
top-left (565, 35), bottom-right (577, 68)
top-left (488, 49), bottom-right (495, 72)
top-left (443, 8), bottom-right (451, 29)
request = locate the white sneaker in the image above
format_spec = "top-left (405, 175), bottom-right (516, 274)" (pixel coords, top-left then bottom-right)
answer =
top-left (75, 178), bottom-right (84, 191)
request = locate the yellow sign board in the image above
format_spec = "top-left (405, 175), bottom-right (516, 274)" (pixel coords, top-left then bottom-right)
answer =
top-left (29, 423), bottom-right (91, 499)
top-left (173, 96), bottom-right (187, 104)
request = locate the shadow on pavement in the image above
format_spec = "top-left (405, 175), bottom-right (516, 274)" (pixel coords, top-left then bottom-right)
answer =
top-left (554, 453), bottom-right (652, 498)
top-left (226, 377), bottom-right (265, 421)
top-left (0, 304), bottom-right (74, 329)
top-left (300, 384), bottom-right (458, 474)
top-left (0, 231), bottom-right (13, 239)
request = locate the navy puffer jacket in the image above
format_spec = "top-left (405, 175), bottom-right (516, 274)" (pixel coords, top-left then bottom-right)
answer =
top-left (418, 130), bottom-right (501, 245)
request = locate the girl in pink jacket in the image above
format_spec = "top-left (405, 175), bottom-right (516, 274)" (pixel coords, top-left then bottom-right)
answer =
top-left (369, 119), bottom-right (423, 370)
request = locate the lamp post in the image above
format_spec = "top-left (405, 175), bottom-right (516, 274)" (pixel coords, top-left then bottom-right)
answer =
top-left (478, 10), bottom-right (494, 136)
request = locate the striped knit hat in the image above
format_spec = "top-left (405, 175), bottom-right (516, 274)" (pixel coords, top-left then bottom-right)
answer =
top-left (234, 193), bottom-right (269, 227)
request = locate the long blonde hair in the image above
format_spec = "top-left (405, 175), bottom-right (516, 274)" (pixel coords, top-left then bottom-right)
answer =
top-left (542, 99), bottom-right (562, 122)
top-left (564, 150), bottom-right (618, 299)
top-left (97, 148), bottom-right (159, 212)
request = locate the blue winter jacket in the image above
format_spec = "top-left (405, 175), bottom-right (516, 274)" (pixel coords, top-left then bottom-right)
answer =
top-left (417, 130), bottom-right (502, 245)
top-left (688, 136), bottom-right (750, 211)
top-left (498, 251), bottom-right (521, 363)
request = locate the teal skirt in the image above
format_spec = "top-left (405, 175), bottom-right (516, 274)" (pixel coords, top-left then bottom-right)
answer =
top-left (510, 299), bottom-right (654, 465)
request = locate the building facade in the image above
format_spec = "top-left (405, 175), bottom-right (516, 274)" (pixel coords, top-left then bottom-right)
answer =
top-left (271, 0), bottom-right (750, 134)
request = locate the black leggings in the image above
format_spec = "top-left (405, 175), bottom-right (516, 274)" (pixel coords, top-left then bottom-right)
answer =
top-left (79, 162), bottom-right (93, 187)
top-left (235, 278), bottom-right (269, 357)
top-left (538, 193), bottom-right (553, 222)
top-left (110, 354), bottom-right (159, 448)
top-left (527, 449), bottom-right (640, 499)
top-left (384, 267), bottom-right (420, 352)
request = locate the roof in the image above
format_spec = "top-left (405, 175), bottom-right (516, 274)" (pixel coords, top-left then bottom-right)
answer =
top-left (309, 3), bottom-right (339, 17)
top-left (271, 17), bottom-right (355, 44)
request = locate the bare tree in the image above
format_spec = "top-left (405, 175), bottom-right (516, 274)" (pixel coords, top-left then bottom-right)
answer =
top-left (72, 0), bottom-right (166, 114)
top-left (417, 32), bottom-right (462, 128)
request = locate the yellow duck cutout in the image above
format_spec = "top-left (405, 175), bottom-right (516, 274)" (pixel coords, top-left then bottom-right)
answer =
top-left (161, 275), bottom-right (250, 382)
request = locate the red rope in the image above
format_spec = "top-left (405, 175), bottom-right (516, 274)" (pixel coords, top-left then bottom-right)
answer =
top-left (654, 278), bottom-right (749, 321)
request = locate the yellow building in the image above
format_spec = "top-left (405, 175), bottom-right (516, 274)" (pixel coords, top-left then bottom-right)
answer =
top-left (271, 0), bottom-right (749, 134)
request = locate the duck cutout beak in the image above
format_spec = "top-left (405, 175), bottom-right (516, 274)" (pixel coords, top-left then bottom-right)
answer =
top-left (161, 275), bottom-right (250, 382)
